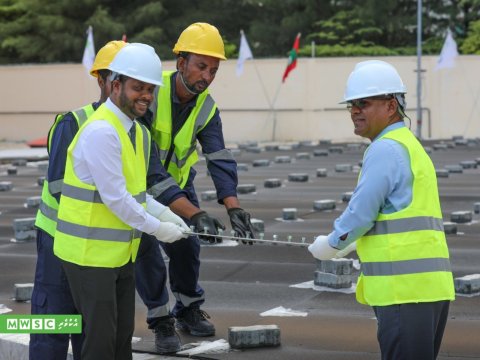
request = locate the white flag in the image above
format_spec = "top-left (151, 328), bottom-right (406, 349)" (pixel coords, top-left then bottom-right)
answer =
top-left (236, 30), bottom-right (253, 76)
top-left (82, 26), bottom-right (95, 75)
top-left (435, 29), bottom-right (458, 71)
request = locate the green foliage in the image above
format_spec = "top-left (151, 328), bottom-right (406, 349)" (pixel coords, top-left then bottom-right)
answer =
top-left (461, 20), bottom-right (480, 54)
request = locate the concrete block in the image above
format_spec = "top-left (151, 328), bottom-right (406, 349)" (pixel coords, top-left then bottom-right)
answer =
top-left (252, 159), bottom-right (270, 167)
top-left (455, 138), bottom-right (468, 146)
top-left (14, 283), bottom-right (34, 301)
top-left (12, 217), bottom-right (36, 242)
top-left (300, 140), bottom-right (318, 147)
top-left (12, 159), bottom-right (27, 166)
top-left (313, 149), bottom-right (328, 157)
top-left (316, 259), bottom-right (353, 275)
top-left (433, 143), bottom-right (448, 150)
top-left (454, 274), bottom-right (480, 294)
top-left (475, 157), bottom-right (480, 165)
top-left (200, 190), bottom-right (217, 201)
top-left (450, 211), bottom-right (473, 224)
top-left (460, 160), bottom-right (477, 169)
top-left (445, 165), bottom-right (463, 174)
top-left (474, 202), bottom-right (480, 214)
top-left (341, 191), bottom-right (353, 203)
top-left (274, 155), bottom-right (292, 164)
top-left (245, 146), bottom-right (262, 153)
top-left (436, 169), bottom-right (449, 178)
top-left (452, 135), bottom-right (464, 141)
top-left (264, 178), bottom-right (282, 188)
top-left (319, 140), bottom-right (332, 145)
top-left (316, 168), bottom-right (327, 177)
top-left (265, 145), bottom-right (279, 151)
top-left (237, 184), bottom-right (256, 194)
top-left (26, 196), bottom-right (41, 208)
top-left (37, 176), bottom-right (46, 186)
top-left (288, 173), bottom-right (309, 182)
top-left (443, 222), bottom-right (457, 235)
top-left (335, 164), bottom-right (352, 173)
top-left (314, 271), bottom-right (352, 289)
top-left (278, 145), bottom-right (293, 151)
top-left (238, 141), bottom-right (258, 149)
top-left (282, 208), bottom-right (297, 221)
top-left (346, 143), bottom-right (362, 151)
top-left (328, 146), bottom-right (344, 154)
top-left (296, 152), bottom-right (311, 160)
top-left (228, 324), bottom-right (281, 349)
top-left (7, 166), bottom-right (17, 175)
top-left (313, 200), bottom-right (336, 211)
top-left (250, 218), bottom-right (265, 232)
top-left (37, 161), bottom-right (49, 172)
top-left (0, 181), bottom-right (13, 191)
top-left (237, 163), bottom-right (249, 171)
top-left (230, 149), bottom-right (242, 157)
top-left (445, 141), bottom-right (456, 148)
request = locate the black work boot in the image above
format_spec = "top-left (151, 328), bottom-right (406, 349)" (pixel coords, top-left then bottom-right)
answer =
top-left (153, 316), bottom-right (181, 354)
top-left (175, 307), bottom-right (215, 337)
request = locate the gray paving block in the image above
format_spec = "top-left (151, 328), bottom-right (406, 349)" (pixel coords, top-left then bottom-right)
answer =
top-left (316, 259), bottom-right (353, 275)
top-left (474, 202), bottom-right (480, 214)
top-left (476, 157), bottom-right (480, 165)
top-left (335, 164), bottom-right (352, 173)
top-left (12, 159), bottom-right (27, 166)
top-left (328, 146), bottom-right (344, 154)
top-left (0, 181), bottom-right (13, 191)
top-left (274, 155), bottom-right (292, 164)
top-left (316, 168), bottom-right (327, 177)
top-left (37, 176), bottom-right (46, 186)
top-left (264, 178), bottom-right (282, 188)
top-left (450, 211), bottom-right (473, 224)
top-left (265, 145), bottom-right (279, 151)
top-left (238, 141), bottom-right (258, 149)
top-left (313, 200), bottom-right (336, 211)
top-left (7, 166), bottom-right (17, 175)
top-left (445, 165), bottom-right (463, 173)
top-left (436, 169), bottom-right (449, 178)
top-left (237, 184), bottom-right (256, 194)
top-left (443, 222), bottom-right (457, 235)
top-left (300, 140), bottom-right (318, 147)
top-left (26, 196), bottom-right (41, 208)
top-left (433, 143), bottom-right (448, 150)
top-left (12, 217), bottom-right (36, 242)
top-left (14, 283), bottom-right (33, 301)
top-left (460, 160), bottom-right (477, 169)
top-left (314, 271), bottom-right (352, 289)
top-left (282, 208), bottom-right (297, 221)
top-left (319, 139), bottom-right (332, 145)
top-left (278, 145), bottom-right (293, 151)
top-left (237, 163), bottom-right (249, 171)
top-left (454, 274), bottom-right (480, 294)
top-left (445, 141), bottom-right (456, 148)
top-left (313, 149), bottom-right (328, 157)
top-left (252, 159), bottom-right (270, 167)
top-left (245, 146), bottom-right (262, 153)
top-left (346, 143), bottom-right (363, 151)
top-left (229, 324), bottom-right (281, 349)
top-left (37, 161), bottom-right (49, 172)
top-left (455, 139), bottom-right (468, 146)
top-left (250, 218), bottom-right (265, 232)
top-left (288, 173), bottom-right (309, 182)
top-left (341, 191), bottom-right (353, 203)
top-left (200, 190), bottom-right (217, 201)
top-left (296, 152), bottom-right (311, 160)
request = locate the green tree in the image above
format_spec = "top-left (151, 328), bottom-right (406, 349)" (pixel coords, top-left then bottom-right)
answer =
top-left (461, 19), bottom-right (480, 53)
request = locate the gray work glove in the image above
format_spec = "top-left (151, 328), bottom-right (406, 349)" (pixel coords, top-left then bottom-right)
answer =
top-left (190, 211), bottom-right (226, 243)
top-left (227, 208), bottom-right (256, 245)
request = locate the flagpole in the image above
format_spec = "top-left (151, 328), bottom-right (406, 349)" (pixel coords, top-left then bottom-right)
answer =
top-left (270, 81), bottom-right (282, 141)
top-left (416, 0), bottom-right (423, 139)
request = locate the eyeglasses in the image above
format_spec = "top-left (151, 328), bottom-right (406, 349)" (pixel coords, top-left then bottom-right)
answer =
top-left (346, 95), bottom-right (394, 112)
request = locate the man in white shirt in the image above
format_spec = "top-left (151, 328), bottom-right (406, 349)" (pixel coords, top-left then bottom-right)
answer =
top-left (54, 43), bottom-right (188, 360)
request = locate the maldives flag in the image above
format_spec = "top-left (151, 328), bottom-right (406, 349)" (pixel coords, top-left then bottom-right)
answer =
top-left (282, 33), bottom-right (301, 83)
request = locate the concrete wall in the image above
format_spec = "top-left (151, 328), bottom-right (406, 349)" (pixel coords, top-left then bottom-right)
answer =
top-left (1, 55), bottom-right (479, 143)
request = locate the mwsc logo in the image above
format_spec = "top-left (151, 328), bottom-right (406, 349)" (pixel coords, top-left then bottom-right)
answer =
top-left (0, 315), bottom-right (81, 334)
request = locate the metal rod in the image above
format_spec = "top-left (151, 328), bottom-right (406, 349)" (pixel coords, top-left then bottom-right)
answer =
top-left (183, 231), bottom-right (310, 247)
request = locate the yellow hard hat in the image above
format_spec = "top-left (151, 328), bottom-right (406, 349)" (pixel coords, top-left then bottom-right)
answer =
top-left (173, 23), bottom-right (226, 60)
top-left (90, 40), bottom-right (127, 77)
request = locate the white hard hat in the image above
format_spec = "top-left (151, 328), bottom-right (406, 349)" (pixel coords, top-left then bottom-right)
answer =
top-left (340, 60), bottom-right (406, 103)
top-left (108, 43), bottom-right (163, 86)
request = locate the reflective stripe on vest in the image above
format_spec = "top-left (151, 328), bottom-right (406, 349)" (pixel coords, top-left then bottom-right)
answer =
top-left (356, 127), bottom-right (454, 306)
top-left (35, 104), bottom-right (96, 237)
top-left (152, 71), bottom-right (217, 188)
top-left (54, 105), bottom-right (149, 267)
top-left (147, 177), bottom-right (178, 198)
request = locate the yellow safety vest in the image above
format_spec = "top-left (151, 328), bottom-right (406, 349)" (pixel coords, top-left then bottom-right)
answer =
top-left (356, 127), bottom-right (455, 306)
top-left (151, 71), bottom-right (217, 188)
top-left (35, 104), bottom-right (96, 237)
top-left (54, 104), bottom-right (150, 268)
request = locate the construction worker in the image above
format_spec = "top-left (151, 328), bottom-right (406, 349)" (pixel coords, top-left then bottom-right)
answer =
top-left (30, 40), bottom-right (127, 360)
top-left (135, 22), bottom-right (256, 351)
top-left (54, 43), bottom-right (188, 360)
top-left (309, 60), bottom-right (455, 360)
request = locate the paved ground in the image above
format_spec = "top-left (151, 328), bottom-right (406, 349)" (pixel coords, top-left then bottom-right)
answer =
top-left (0, 139), bottom-right (479, 359)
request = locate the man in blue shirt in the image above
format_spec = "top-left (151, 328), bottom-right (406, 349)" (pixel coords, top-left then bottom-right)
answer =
top-left (309, 60), bottom-right (454, 360)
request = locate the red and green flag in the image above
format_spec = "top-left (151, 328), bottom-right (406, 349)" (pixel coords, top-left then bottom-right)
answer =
top-left (282, 33), bottom-right (301, 83)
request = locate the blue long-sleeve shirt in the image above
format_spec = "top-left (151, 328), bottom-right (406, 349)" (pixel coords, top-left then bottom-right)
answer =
top-left (139, 71), bottom-right (238, 206)
top-left (329, 122), bottom-right (413, 250)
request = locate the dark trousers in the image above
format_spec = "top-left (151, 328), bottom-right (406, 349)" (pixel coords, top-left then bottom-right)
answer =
top-left (62, 260), bottom-right (135, 360)
top-left (30, 230), bottom-right (83, 360)
top-left (373, 300), bottom-right (450, 360)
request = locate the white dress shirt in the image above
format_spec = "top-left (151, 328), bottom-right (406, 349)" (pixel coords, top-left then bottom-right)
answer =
top-left (71, 98), bottom-right (164, 235)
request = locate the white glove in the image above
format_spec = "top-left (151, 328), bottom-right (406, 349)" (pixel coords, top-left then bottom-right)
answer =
top-left (151, 222), bottom-right (186, 243)
top-left (308, 235), bottom-right (338, 260)
top-left (335, 241), bottom-right (357, 259)
top-left (158, 208), bottom-right (189, 232)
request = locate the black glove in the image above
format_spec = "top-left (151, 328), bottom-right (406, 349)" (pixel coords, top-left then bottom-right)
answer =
top-left (228, 208), bottom-right (256, 245)
top-left (190, 211), bottom-right (226, 243)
